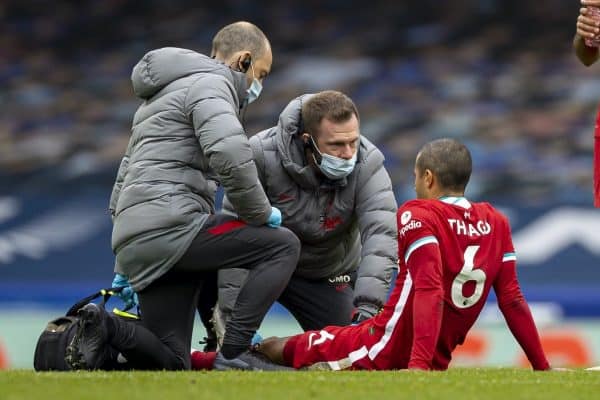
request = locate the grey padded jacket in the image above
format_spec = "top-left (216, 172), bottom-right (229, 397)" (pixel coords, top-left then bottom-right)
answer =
top-left (222, 94), bottom-right (398, 312)
top-left (110, 47), bottom-right (271, 291)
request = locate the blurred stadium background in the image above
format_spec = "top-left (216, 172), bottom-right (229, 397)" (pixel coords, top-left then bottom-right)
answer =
top-left (1, 0), bottom-right (599, 369)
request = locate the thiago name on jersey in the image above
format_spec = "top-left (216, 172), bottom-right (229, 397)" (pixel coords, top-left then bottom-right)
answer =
top-left (447, 218), bottom-right (491, 237)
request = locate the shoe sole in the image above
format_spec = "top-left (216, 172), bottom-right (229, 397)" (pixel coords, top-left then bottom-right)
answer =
top-left (213, 354), bottom-right (252, 371)
top-left (64, 306), bottom-right (101, 370)
top-left (64, 312), bottom-right (88, 370)
top-left (305, 362), bottom-right (333, 371)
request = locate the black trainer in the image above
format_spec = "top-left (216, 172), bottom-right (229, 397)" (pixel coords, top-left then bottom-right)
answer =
top-left (213, 350), bottom-right (295, 371)
top-left (64, 303), bottom-right (110, 370)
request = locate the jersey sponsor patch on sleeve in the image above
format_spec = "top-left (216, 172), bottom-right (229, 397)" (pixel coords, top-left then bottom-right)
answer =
top-left (398, 208), bottom-right (423, 237)
top-left (399, 218), bottom-right (423, 237)
top-left (397, 203), bottom-right (436, 258)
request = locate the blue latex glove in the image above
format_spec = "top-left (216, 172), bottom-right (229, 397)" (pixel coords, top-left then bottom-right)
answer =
top-left (266, 206), bottom-right (282, 228)
top-left (251, 332), bottom-right (263, 346)
top-left (112, 273), bottom-right (139, 311)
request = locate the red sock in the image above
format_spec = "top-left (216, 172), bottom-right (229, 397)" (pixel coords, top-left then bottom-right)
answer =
top-left (191, 351), bottom-right (217, 370)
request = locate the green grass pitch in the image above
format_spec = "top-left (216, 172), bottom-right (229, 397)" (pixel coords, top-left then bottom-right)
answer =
top-left (1, 368), bottom-right (599, 400)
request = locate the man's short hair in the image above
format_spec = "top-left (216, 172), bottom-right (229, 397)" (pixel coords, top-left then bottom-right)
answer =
top-left (302, 90), bottom-right (360, 136)
top-left (211, 21), bottom-right (269, 59)
top-left (416, 138), bottom-right (472, 192)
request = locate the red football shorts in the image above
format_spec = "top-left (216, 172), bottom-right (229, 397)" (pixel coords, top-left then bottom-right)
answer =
top-left (282, 318), bottom-right (412, 370)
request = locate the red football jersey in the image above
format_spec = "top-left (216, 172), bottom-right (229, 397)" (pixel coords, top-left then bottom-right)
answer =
top-left (284, 197), bottom-right (549, 370)
top-left (594, 103), bottom-right (600, 207)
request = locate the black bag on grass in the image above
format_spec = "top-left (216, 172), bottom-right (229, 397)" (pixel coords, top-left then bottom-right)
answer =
top-left (33, 287), bottom-right (137, 371)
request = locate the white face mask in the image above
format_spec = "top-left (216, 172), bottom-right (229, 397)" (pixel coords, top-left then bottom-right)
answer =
top-left (246, 63), bottom-right (262, 105)
top-left (310, 136), bottom-right (357, 180)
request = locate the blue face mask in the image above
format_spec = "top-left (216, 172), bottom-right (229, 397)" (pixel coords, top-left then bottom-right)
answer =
top-left (246, 63), bottom-right (262, 105)
top-left (310, 136), bottom-right (357, 180)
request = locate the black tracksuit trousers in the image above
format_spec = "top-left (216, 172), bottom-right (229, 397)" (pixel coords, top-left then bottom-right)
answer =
top-left (107, 214), bottom-right (300, 370)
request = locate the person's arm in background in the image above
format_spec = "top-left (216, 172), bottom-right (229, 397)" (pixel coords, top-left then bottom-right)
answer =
top-left (576, 1), bottom-right (600, 209)
top-left (185, 75), bottom-right (272, 225)
top-left (575, 0), bottom-right (600, 66)
top-left (352, 145), bottom-right (398, 321)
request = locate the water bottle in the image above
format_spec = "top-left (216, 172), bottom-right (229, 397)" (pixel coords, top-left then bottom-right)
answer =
top-left (585, 6), bottom-right (600, 47)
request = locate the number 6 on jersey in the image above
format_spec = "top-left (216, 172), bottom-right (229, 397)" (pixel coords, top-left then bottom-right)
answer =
top-left (451, 245), bottom-right (486, 308)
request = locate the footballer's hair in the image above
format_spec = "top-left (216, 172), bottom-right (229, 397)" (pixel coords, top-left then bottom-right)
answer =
top-left (416, 138), bottom-right (472, 192)
top-left (211, 21), bottom-right (270, 59)
top-left (302, 90), bottom-right (360, 137)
